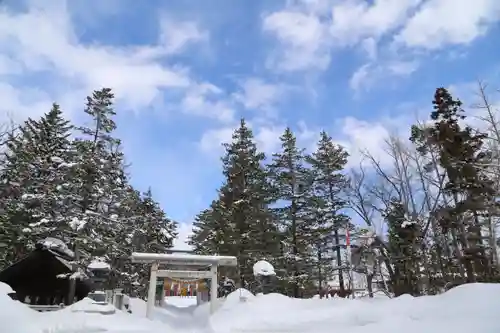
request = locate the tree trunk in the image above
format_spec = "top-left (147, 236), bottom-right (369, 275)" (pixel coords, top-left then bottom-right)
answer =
top-left (317, 247), bottom-right (323, 296)
top-left (334, 229), bottom-right (345, 293)
top-left (366, 273), bottom-right (374, 298)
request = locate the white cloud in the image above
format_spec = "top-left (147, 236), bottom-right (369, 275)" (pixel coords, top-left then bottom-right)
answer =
top-left (349, 60), bottom-right (418, 93)
top-left (263, 0), bottom-right (500, 90)
top-left (199, 126), bottom-right (234, 154)
top-left (233, 78), bottom-right (290, 115)
top-left (158, 17), bottom-right (209, 55)
top-left (262, 10), bottom-right (331, 72)
top-left (180, 83), bottom-right (235, 122)
top-left (329, 0), bottom-right (422, 46)
top-left (0, 83), bottom-right (54, 122)
top-left (0, 1), bottom-right (225, 121)
top-left (172, 222), bottom-right (194, 251)
top-left (335, 116), bottom-right (396, 167)
top-left (394, 0), bottom-right (500, 50)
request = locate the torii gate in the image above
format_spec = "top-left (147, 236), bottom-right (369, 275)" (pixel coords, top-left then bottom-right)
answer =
top-left (130, 252), bottom-right (237, 318)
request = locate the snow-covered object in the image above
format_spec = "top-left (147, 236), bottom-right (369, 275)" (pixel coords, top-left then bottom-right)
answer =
top-left (88, 258), bottom-right (111, 270)
top-left (37, 237), bottom-right (75, 258)
top-left (401, 219), bottom-right (417, 228)
top-left (66, 297), bottom-right (116, 314)
top-left (210, 283), bottom-right (500, 333)
top-left (219, 288), bottom-right (255, 311)
top-left (253, 260), bottom-right (276, 277)
top-left (0, 282), bottom-right (41, 333)
top-left (2, 281), bottom-right (500, 333)
top-left (0, 282), bottom-right (14, 295)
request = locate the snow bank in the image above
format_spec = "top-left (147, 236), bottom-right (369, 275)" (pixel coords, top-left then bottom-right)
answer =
top-left (0, 283), bottom-right (41, 333)
top-left (1, 281), bottom-right (500, 333)
top-left (211, 283), bottom-right (500, 333)
top-left (63, 297), bottom-right (116, 314)
top-left (163, 296), bottom-right (197, 308)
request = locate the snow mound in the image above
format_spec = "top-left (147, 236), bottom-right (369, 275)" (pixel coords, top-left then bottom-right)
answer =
top-left (210, 283), bottom-right (500, 333)
top-left (1, 281), bottom-right (500, 333)
top-left (225, 288), bottom-right (254, 304)
top-left (128, 297), bottom-right (147, 317)
top-left (253, 260), bottom-right (275, 276)
top-left (0, 282), bottom-right (14, 295)
top-left (163, 296), bottom-right (197, 308)
top-left (0, 283), bottom-right (41, 333)
top-left (63, 297), bottom-right (116, 314)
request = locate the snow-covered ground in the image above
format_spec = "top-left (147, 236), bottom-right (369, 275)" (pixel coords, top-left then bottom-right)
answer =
top-left (2, 282), bottom-right (500, 333)
top-left (163, 296), bottom-right (197, 308)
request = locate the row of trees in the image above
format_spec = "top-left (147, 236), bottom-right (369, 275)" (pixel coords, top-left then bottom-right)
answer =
top-left (190, 84), bottom-right (500, 297)
top-left (0, 88), bottom-right (178, 297)
top-left (189, 120), bottom-right (353, 297)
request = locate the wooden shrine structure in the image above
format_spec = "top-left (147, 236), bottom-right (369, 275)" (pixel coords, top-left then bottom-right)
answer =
top-left (0, 238), bottom-right (91, 306)
top-left (131, 251), bottom-right (237, 318)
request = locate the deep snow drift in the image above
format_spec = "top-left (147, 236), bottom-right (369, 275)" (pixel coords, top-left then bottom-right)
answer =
top-left (1, 282), bottom-right (500, 333)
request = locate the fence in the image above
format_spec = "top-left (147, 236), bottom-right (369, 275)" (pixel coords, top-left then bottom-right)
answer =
top-left (29, 304), bottom-right (65, 312)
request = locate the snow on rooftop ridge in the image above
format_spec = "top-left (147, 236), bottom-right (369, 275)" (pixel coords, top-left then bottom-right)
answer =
top-left (38, 237), bottom-right (75, 258)
top-left (253, 260), bottom-right (276, 277)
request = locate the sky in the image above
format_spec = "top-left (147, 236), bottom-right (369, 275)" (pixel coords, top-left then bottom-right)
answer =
top-left (0, 0), bottom-right (499, 250)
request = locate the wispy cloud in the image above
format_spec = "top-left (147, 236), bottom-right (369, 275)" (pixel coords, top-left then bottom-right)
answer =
top-left (1, 0), bottom-right (499, 250)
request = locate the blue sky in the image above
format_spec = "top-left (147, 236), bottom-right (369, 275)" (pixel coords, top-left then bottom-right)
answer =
top-left (0, 0), bottom-right (499, 249)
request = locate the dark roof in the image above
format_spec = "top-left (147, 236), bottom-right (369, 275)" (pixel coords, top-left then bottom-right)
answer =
top-left (0, 247), bottom-right (91, 299)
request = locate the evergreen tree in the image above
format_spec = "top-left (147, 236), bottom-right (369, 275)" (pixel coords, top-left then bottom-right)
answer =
top-left (138, 188), bottom-right (177, 252)
top-left (268, 127), bottom-right (315, 297)
top-left (410, 87), bottom-right (498, 283)
top-left (190, 198), bottom-right (233, 255)
top-left (384, 199), bottom-right (422, 296)
top-left (217, 119), bottom-right (278, 289)
top-left (69, 88), bottom-right (122, 266)
top-left (0, 104), bottom-right (76, 267)
top-left (307, 131), bottom-right (351, 293)
top-left (191, 119), bottom-right (278, 290)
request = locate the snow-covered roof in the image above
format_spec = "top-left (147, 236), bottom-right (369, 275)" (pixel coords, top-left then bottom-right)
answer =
top-left (37, 237), bottom-right (75, 258)
top-left (130, 252), bottom-right (237, 266)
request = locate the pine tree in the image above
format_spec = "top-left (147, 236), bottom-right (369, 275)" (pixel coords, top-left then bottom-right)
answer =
top-left (268, 127), bottom-right (315, 297)
top-left (217, 119), bottom-right (278, 289)
top-left (0, 104), bottom-right (76, 267)
top-left (138, 188), bottom-right (177, 252)
top-left (68, 88), bottom-right (124, 268)
top-left (307, 131), bottom-right (351, 293)
top-left (384, 199), bottom-right (422, 296)
top-left (190, 198), bottom-right (233, 255)
top-left (410, 87), bottom-right (498, 283)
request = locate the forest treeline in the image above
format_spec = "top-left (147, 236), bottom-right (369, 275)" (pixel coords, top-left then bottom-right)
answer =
top-left (0, 89), bottom-right (177, 297)
top-left (189, 84), bottom-right (500, 297)
top-left (0, 83), bottom-right (498, 299)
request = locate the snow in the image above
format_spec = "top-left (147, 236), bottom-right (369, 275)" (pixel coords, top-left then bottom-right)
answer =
top-left (88, 259), bottom-right (111, 270)
top-left (65, 297), bottom-right (116, 314)
top-left (131, 252), bottom-right (237, 266)
top-left (37, 237), bottom-right (75, 258)
top-left (401, 219), bottom-right (416, 228)
top-left (253, 260), bottom-right (276, 277)
top-left (1, 282), bottom-right (500, 333)
top-left (69, 217), bottom-right (87, 231)
top-left (163, 296), bottom-right (197, 308)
